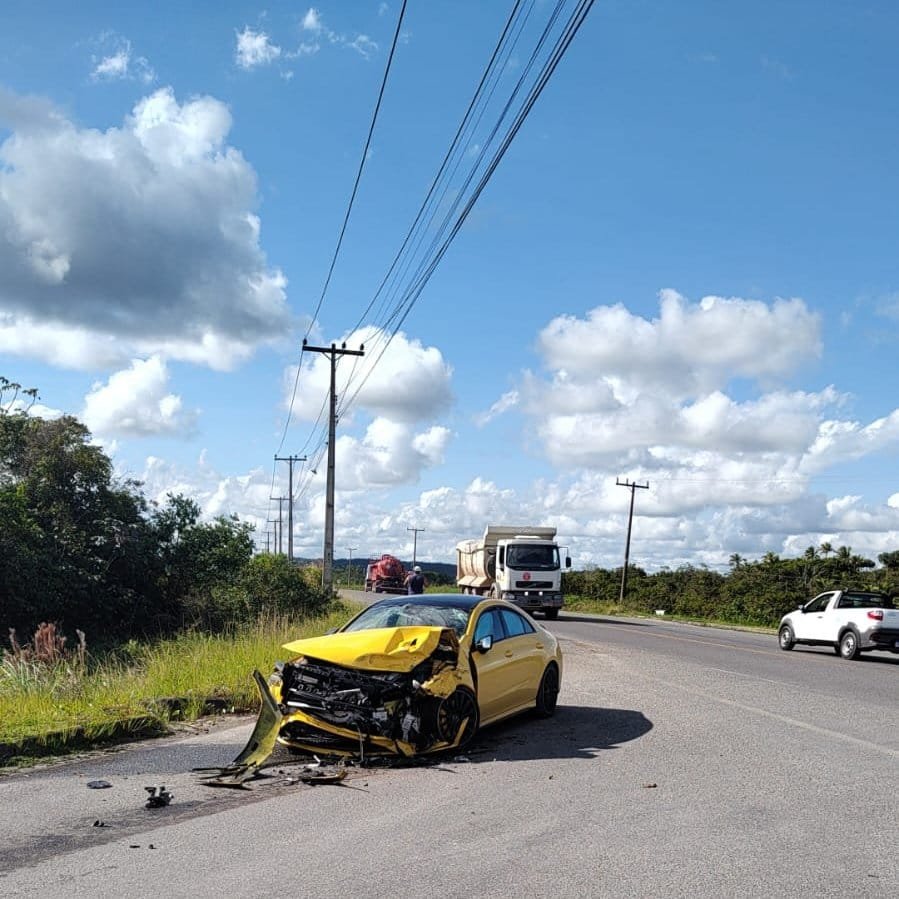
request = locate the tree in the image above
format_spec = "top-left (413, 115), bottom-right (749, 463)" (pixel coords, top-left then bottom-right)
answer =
top-left (0, 410), bottom-right (153, 637)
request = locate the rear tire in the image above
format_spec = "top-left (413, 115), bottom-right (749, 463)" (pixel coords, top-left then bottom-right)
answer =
top-left (544, 608), bottom-right (559, 620)
top-left (535, 664), bottom-right (560, 717)
top-left (839, 629), bottom-right (861, 660)
top-left (778, 624), bottom-right (795, 650)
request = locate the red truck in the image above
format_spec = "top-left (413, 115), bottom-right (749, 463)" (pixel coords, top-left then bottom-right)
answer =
top-left (364, 554), bottom-right (407, 594)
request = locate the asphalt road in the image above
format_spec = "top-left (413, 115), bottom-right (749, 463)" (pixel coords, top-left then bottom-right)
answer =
top-left (0, 606), bottom-right (896, 898)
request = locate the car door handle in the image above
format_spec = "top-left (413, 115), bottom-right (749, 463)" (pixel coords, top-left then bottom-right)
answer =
top-left (504, 651), bottom-right (514, 658)
top-left (535, 643), bottom-right (544, 649)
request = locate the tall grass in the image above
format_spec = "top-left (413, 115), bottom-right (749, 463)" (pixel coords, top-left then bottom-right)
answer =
top-left (0, 606), bottom-right (353, 755)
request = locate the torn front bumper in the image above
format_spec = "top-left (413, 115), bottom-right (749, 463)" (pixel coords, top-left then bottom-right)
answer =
top-left (216, 626), bottom-right (477, 777)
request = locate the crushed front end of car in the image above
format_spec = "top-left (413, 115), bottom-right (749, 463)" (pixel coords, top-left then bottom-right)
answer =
top-left (205, 626), bottom-right (477, 783)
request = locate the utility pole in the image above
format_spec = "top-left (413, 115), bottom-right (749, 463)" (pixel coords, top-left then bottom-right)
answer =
top-left (270, 495), bottom-right (287, 555)
top-left (302, 340), bottom-right (365, 592)
top-left (407, 526), bottom-right (425, 567)
top-left (267, 519), bottom-right (280, 556)
top-left (274, 454), bottom-right (306, 562)
top-left (346, 546), bottom-right (357, 588)
top-left (617, 478), bottom-right (649, 605)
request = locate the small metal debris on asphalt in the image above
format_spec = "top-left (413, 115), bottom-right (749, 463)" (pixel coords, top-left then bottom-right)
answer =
top-left (144, 785), bottom-right (173, 808)
top-left (86, 780), bottom-right (112, 789)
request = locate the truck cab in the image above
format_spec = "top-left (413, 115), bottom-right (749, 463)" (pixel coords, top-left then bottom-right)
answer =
top-left (456, 526), bottom-right (571, 619)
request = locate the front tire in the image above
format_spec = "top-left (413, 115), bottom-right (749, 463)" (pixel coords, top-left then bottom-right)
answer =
top-left (436, 688), bottom-right (479, 749)
top-left (535, 664), bottom-right (560, 717)
top-left (544, 608), bottom-right (559, 620)
top-left (839, 630), bottom-right (861, 660)
top-left (778, 624), bottom-right (795, 650)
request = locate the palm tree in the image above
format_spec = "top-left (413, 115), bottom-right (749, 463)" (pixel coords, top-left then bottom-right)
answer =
top-left (729, 553), bottom-right (744, 570)
top-left (819, 541), bottom-right (833, 558)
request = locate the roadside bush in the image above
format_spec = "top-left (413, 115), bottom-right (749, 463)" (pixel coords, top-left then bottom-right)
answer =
top-left (239, 554), bottom-right (335, 621)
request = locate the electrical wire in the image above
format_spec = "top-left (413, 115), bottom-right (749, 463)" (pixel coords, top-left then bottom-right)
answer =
top-left (341, 0), bottom-right (596, 415)
top-left (268, 1), bottom-right (408, 528)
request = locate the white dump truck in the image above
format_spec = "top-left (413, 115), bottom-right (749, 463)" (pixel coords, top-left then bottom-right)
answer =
top-left (456, 525), bottom-right (570, 619)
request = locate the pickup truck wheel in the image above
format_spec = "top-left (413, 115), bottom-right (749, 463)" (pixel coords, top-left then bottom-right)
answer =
top-left (535, 663), bottom-right (560, 717)
top-left (839, 629), bottom-right (861, 660)
top-left (544, 608), bottom-right (559, 620)
top-left (778, 625), bottom-right (795, 650)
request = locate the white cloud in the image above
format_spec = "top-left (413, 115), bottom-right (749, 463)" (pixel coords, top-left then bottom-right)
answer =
top-left (302, 8), bottom-right (323, 32)
top-left (537, 289), bottom-right (821, 400)
top-left (235, 27), bottom-right (282, 69)
top-left (298, 8), bottom-right (377, 58)
top-left (285, 327), bottom-right (453, 424)
top-left (475, 389), bottom-right (519, 427)
top-left (82, 357), bottom-right (198, 438)
top-left (0, 86), bottom-right (291, 370)
top-left (348, 35), bottom-right (378, 59)
top-left (91, 37), bottom-right (156, 84)
top-left (334, 418), bottom-right (452, 488)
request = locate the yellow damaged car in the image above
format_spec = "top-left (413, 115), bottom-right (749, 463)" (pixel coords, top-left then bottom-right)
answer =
top-left (229, 594), bottom-right (562, 772)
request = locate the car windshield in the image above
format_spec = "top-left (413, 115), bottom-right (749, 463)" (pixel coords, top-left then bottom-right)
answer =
top-left (506, 543), bottom-right (559, 570)
top-left (342, 601), bottom-right (472, 636)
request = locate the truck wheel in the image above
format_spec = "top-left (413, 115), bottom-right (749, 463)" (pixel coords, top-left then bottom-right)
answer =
top-left (778, 625), bottom-right (795, 650)
top-left (535, 664), bottom-right (560, 717)
top-left (839, 629), bottom-right (861, 660)
top-left (544, 608), bottom-right (559, 620)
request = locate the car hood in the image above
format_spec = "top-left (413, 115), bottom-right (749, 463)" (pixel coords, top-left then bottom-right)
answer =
top-left (281, 626), bottom-right (459, 672)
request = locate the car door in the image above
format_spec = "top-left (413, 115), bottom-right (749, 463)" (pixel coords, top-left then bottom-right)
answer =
top-left (796, 592), bottom-right (836, 641)
top-left (497, 608), bottom-right (546, 709)
top-left (469, 608), bottom-right (509, 722)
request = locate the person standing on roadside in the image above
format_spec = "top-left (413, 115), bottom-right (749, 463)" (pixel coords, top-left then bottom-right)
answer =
top-left (405, 565), bottom-right (426, 594)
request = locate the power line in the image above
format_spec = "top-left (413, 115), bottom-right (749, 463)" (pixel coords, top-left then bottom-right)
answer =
top-left (277, 0), bottom-right (408, 457)
top-left (304, 0), bottom-right (408, 338)
top-left (339, 0), bottom-right (597, 416)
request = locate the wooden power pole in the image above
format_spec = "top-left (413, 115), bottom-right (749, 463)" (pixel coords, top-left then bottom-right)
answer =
top-left (302, 340), bottom-right (364, 592)
top-left (617, 478), bottom-right (649, 604)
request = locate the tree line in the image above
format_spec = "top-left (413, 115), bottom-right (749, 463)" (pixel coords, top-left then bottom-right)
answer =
top-left (1, 386), bottom-right (332, 647)
top-left (565, 545), bottom-right (899, 626)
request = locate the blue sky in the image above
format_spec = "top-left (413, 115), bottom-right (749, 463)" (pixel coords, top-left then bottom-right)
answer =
top-left (2, 1), bottom-right (899, 572)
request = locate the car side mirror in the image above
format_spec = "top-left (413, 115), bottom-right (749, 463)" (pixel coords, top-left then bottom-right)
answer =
top-left (475, 635), bottom-right (493, 653)
top-left (796, 605), bottom-right (805, 613)
top-left (324, 626), bottom-right (338, 634)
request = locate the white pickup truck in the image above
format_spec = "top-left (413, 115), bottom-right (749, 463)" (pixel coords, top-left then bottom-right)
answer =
top-left (778, 590), bottom-right (899, 660)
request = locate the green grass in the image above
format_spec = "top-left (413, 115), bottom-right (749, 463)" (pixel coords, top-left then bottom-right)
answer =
top-left (563, 595), bottom-right (777, 632)
top-left (0, 606), bottom-right (354, 764)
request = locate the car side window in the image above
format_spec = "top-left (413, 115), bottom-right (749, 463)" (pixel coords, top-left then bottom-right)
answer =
top-left (499, 608), bottom-right (535, 637)
top-left (474, 609), bottom-right (505, 644)
top-left (805, 593), bottom-right (833, 613)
